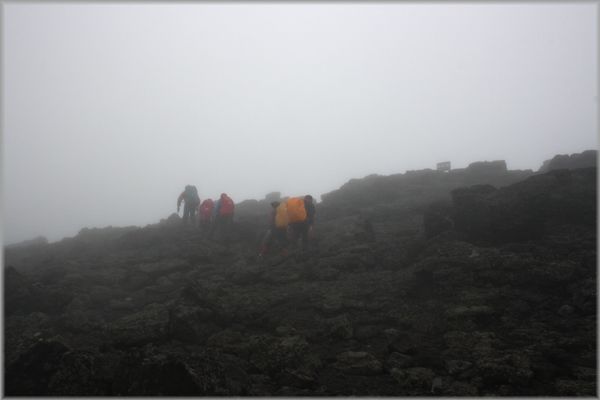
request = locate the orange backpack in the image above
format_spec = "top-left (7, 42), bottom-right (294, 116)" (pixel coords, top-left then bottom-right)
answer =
top-left (286, 197), bottom-right (307, 223)
top-left (275, 202), bottom-right (289, 228)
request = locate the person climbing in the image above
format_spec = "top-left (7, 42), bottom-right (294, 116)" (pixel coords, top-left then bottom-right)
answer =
top-left (286, 195), bottom-right (312, 252)
top-left (177, 185), bottom-right (200, 226)
top-left (258, 201), bottom-right (289, 258)
top-left (304, 194), bottom-right (316, 234)
top-left (198, 198), bottom-right (214, 233)
top-left (208, 193), bottom-right (235, 240)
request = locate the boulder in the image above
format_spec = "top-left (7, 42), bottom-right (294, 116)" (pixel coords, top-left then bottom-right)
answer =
top-left (5, 340), bottom-right (70, 395)
top-left (334, 351), bottom-right (383, 375)
top-left (538, 150), bottom-right (597, 173)
top-left (110, 303), bottom-right (170, 347)
top-left (324, 314), bottom-right (354, 339)
top-left (451, 168), bottom-right (597, 244)
top-left (390, 367), bottom-right (435, 389)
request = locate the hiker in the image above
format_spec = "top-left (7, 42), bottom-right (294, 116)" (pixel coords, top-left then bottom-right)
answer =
top-left (177, 185), bottom-right (200, 225)
top-left (286, 195), bottom-right (314, 252)
top-left (304, 195), bottom-right (316, 235)
top-left (209, 193), bottom-right (235, 240)
top-left (198, 198), bottom-right (214, 232)
top-left (259, 201), bottom-right (289, 258)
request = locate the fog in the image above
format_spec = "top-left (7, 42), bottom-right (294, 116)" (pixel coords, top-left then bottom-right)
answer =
top-left (3, 3), bottom-right (597, 245)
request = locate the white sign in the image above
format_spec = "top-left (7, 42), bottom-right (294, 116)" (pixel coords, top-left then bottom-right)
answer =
top-left (437, 161), bottom-right (451, 172)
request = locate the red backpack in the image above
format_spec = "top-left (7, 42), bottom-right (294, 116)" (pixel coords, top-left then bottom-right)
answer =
top-left (219, 195), bottom-right (234, 216)
top-left (199, 199), bottom-right (214, 220)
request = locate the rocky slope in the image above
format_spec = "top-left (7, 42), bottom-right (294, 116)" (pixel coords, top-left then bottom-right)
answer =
top-left (4, 153), bottom-right (596, 396)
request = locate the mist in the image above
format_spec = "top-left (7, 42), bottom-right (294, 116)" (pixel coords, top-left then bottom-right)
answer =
top-left (3, 3), bottom-right (597, 245)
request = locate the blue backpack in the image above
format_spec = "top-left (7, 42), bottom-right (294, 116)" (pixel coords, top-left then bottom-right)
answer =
top-left (185, 185), bottom-right (200, 205)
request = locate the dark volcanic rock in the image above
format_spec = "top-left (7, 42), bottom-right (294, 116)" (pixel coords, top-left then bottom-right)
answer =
top-left (5, 340), bottom-right (70, 395)
top-left (538, 149), bottom-right (597, 173)
top-left (5, 235), bottom-right (48, 249)
top-left (466, 160), bottom-right (507, 175)
top-left (451, 168), bottom-right (596, 244)
top-left (3, 150), bottom-right (596, 396)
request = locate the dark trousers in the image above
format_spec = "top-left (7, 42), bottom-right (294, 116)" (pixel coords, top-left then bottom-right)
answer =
top-left (289, 221), bottom-right (309, 251)
top-left (262, 227), bottom-right (288, 250)
top-left (183, 203), bottom-right (197, 225)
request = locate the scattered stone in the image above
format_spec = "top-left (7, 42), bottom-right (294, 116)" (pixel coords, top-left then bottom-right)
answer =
top-left (557, 304), bottom-right (574, 317)
top-left (445, 359), bottom-right (473, 376)
top-left (334, 351), bottom-right (383, 375)
top-left (390, 367), bottom-right (434, 389)
top-left (325, 314), bottom-right (353, 340)
top-left (386, 352), bottom-right (413, 370)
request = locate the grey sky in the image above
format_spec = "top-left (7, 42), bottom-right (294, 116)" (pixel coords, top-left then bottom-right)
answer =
top-left (3, 3), bottom-right (598, 244)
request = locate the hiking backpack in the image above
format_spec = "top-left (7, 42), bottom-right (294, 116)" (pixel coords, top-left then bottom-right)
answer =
top-left (185, 185), bottom-right (200, 205)
top-left (219, 195), bottom-right (234, 216)
top-left (286, 197), bottom-right (307, 223)
top-left (275, 202), bottom-right (289, 228)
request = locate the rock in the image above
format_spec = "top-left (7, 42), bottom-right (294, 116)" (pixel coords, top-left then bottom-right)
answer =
top-left (5, 235), bottom-right (49, 249)
top-left (476, 353), bottom-right (533, 386)
top-left (445, 359), bottom-right (473, 375)
top-left (3, 149), bottom-right (595, 396)
top-left (245, 334), bottom-right (317, 376)
top-left (466, 160), bottom-right (507, 174)
top-left (168, 304), bottom-right (217, 343)
top-left (206, 329), bottom-right (247, 355)
top-left (275, 326), bottom-right (297, 336)
top-left (137, 259), bottom-right (192, 278)
top-left (319, 296), bottom-right (344, 316)
top-left (334, 351), bottom-right (383, 375)
top-left (5, 340), bottom-right (71, 395)
top-left (557, 304), bottom-right (575, 317)
top-left (450, 184), bottom-right (498, 243)
top-left (423, 201), bottom-right (454, 238)
top-left (110, 303), bottom-right (170, 347)
top-left (46, 351), bottom-right (106, 395)
top-left (390, 367), bottom-right (434, 389)
top-left (571, 278), bottom-right (596, 315)
top-left (314, 267), bottom-right (339, 281)
top-left (277, 366), bottom-right (318, 389)
top-left (121, 271), bottom-right (152, 291)
top-left (353, 325), bottom-right (381, 340)
top-left (554, 379), bottom-right (597, 396)
top-left (383, 328), bottom-right (400, 341)
top-left (445, 381), bottom-right (479, 395)
top-left (388, 332), bottom-right (418, 354)
top-left (229, 261), bottom-right (263, 285)
top-left (386, 352), bottom-right (413, 370)
top-left (452, 168), bottom-right (597, 244)
top-left (112, 353), bottom-right (220, 395)
top-left (446, 305), bottom-right (495, 319)
top-left (325, 314), bottom-right (353, 339)
top-left (262, 267), bottom-right (301, 284)
top-left (538, 150), bottom-right (597, 173)
top-left (430, 376), bottom-right (443, 394)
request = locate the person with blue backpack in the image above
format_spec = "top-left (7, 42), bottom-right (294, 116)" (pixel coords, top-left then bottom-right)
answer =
top-left (177, 185), bottom-right (200, 226)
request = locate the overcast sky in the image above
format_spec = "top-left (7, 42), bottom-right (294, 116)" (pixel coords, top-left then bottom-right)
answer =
top-left (3, 3), bottom-right (598, 244)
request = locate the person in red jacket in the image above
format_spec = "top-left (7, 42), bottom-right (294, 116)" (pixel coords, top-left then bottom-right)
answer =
top-left (208, 193), bottom-right (234, 240)
top-left (198, 198), bottom-right (214, 233)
